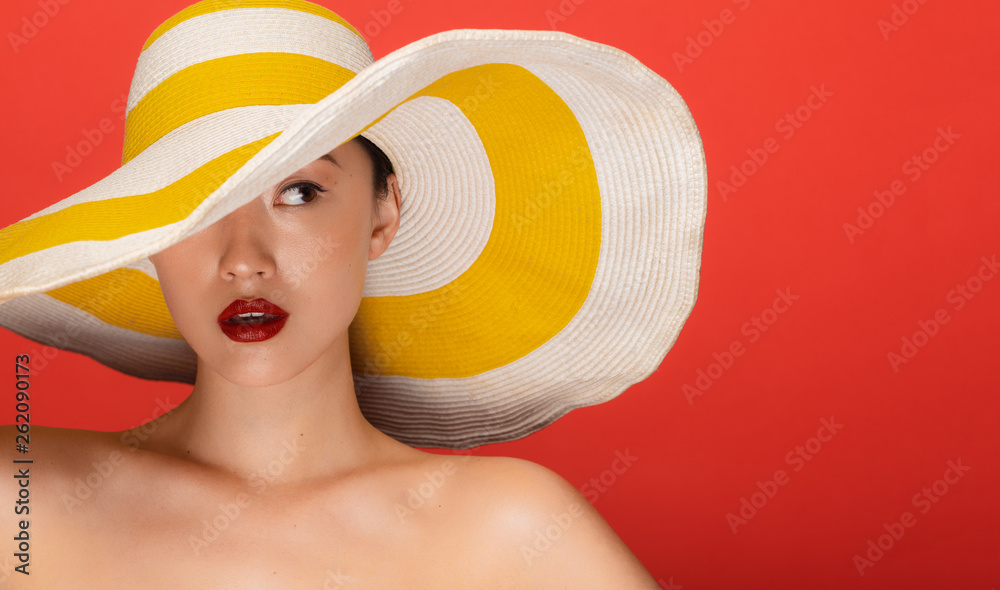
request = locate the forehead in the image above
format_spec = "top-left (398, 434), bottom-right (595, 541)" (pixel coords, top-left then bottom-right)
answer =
top-left (287, 140), bottom-right (364, 178)
top-left (318, 138), bottom-right (370, 171)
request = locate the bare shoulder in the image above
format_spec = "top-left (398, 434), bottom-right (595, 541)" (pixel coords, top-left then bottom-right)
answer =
top-left (0, 425), bottom-right (124, 501)
top-left (441, 454), bottom-right (658, 588)
top-left (0, 423), bottom-right (121, 462)
top-left (1, 424), bottom-right (30, 502)
top-left (2, 423), bottom-right (76, 466)
top-left (0, 425), bottom-right (126, 577)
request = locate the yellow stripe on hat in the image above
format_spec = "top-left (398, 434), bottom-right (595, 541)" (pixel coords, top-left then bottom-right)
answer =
top-left (0, 134), bottom-right (279, 266)
top-left (350, 63), bottom-right (602, 379)
top-left (123, 53), bottom-right (353, 163)
top-left (47, 269), bottom-right (183, 340)
top-left (142, 0), bottom-right (363, 50)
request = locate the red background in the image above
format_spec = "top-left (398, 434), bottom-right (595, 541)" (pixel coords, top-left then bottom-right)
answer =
top-left (2, 0), bottom-right (998, 587)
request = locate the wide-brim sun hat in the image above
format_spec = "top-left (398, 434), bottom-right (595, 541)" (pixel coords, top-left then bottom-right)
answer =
top-left (0, 0), bottom-right (706, 449)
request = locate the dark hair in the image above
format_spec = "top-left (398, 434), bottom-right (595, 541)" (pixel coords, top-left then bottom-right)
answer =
top-left (354, 135), bottom-right (394, 202)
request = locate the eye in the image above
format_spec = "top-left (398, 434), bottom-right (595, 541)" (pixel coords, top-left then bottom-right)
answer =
top-left (276, 182), bottom-right (325, 206)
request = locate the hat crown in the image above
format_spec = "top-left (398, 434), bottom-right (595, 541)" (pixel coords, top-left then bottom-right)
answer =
top-left (122, 0), bottom-right (374, 164)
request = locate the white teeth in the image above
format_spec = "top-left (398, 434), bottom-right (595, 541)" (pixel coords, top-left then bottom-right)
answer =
top-left (236, 312), bottom-right (265, 318)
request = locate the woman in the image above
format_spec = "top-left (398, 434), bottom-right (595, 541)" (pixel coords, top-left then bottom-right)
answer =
top-left (1, 0), bottom-right (705, 585)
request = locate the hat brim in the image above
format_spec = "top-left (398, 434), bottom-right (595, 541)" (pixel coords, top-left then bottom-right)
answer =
top-left (0, 29), bottom-right (706, 448)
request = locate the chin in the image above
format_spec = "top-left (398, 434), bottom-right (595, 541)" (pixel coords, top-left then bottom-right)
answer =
top-left (191, 342), bottom-right (308, 387)
top-left (190, 324), bottom-right (343, 387)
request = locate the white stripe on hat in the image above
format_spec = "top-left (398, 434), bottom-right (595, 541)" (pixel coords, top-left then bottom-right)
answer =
top-left (0, 223), bottom-right (189, 299)
top-left (128, 7), bottom-right (373, 113)
top-left (364, 97), bottom-right (496, 297)
top-left (23, 105), bottom-right (307, 222)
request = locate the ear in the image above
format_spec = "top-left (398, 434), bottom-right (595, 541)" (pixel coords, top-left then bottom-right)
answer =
top-left (369, 173), bottom-right (401, 261)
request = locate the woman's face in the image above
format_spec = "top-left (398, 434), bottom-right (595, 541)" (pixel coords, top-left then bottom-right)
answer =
top-left (150, 139), bottom-right (400, 387)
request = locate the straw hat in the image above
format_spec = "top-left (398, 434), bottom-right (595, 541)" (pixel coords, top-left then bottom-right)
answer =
top-left (0, 0), bottom-right (706, 448)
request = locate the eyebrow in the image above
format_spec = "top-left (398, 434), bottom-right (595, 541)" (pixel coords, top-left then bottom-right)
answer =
top-left (319, 154), bottom-right (342, 169)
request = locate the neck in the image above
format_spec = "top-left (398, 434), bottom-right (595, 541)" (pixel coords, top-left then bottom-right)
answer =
top-left (129, 338), bottom-right (407, 482)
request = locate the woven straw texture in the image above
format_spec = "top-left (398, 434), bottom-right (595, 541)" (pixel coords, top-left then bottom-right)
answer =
top-left (0, 0), bottom-right (706, 448)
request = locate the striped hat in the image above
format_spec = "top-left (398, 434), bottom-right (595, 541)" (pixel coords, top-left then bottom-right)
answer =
top-left (0, 0), bottom-right (706, 448)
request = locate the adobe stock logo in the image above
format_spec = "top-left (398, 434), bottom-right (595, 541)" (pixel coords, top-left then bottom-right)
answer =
top-left (187, 438), bottom-right (305, 556)
top-left (886, 255), bottom-right (996, 373)
top-left (578, 449), bottom-right (638, 504)
top-left (544, 0), bottom-right (587, 29)
top-left (716, 85), bottom-right (833, 202)
top-left (7, 0), bottom-right (71, 54)
top-left (725, 417), bottom-right (844, 534)
top-left (357, 0), bottom-right (415, 41)
top-left (852, 458), bottom-right (970, 576)
top-left (843, 126), bottom-right (959, 244)
top-left (682, 288), bottom-right (799, 405)
top-left (522, 448), bottom-right (638, 565)
top-left (50, 93), bottom-right (129, 183)
top-left (671, 0), bottom-right (751, 73)
top-left (877, 0), bottom-right (930, 40)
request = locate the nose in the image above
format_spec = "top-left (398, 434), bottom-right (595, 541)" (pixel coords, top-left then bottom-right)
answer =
top-left (215, 198), bottom-right (277, 282)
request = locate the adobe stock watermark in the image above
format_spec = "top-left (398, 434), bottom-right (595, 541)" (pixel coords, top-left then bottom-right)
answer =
top-left (358, 0), bottom-right (414, 42)
top-left (187, 438), bottom-right (305, 556)
top-left (877, 0), bottom-right (930, 41)
top-left (394, 446), bottom-right (481, 523)
top-left (255, 234), bottom-right (345, 312)
top-left (521, 449), bottom-right (638, 565)
top-left (578, 449), bottom-right (638, 504)
top-left (15, 333), bottom-right (74, 377)
top-left (726, 417), bottom-right (844, 533)
top-left (21, 266), bottom-right (140, 376)
top-left (716, 84), bottom-right (833, 201)
top-left (519, 502), bottom-right (585, 566)
top-left (355, 279), bottom-right (470, 384)
top-left (7, 0), bottom-right (71, 54)
top-left (683, 288), bottom-right (799, 405)
top-left (672, 0), bottom-right (751, 73)
top-left (50, 93), bottom-right (129, 183)
top-left (843, 126), bottom-right (959, 244)
top-left (0, 554), bottom-right (17, 585)
top-left (171, 165), bottom-right (235, 222)
top-left (321, 568), bottom-right (356, 589)
top-left (453, 72), bottom-right (502, 116)
top-left (887, 255), bottom-right (996, 373)
top-left (544, 0), bottom-right (586, 29)
top-left (59, 397), bottom-right (174, 513)
top-left (509, 145), bottom-right (592, 234)
top-left (852, 458), bottom-right (970, 576)
top-left (393, 460), bottom-right (457, 523)
top-left (119, 397), bottom-right (175, 451)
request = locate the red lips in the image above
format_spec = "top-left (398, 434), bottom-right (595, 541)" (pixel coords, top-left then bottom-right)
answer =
top-left (217, 299), bottom-right (289, 342)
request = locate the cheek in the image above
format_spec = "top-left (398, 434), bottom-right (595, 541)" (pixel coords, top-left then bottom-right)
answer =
top-left (283, 236), bottom-right (369, 335)
top-left (151, 249), bottom-right (214, 337)
top-left (282, 211), bottom-right (371, 282)
top-left (289, 237), bottom-right (367, 303)
top-left (156, 272), bottom-right (199, 340)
